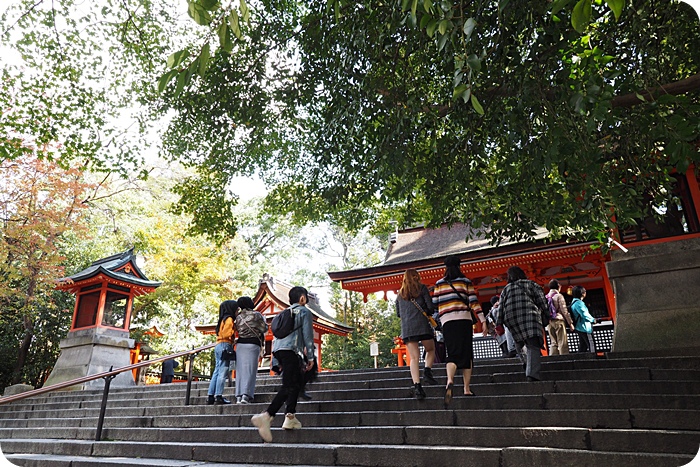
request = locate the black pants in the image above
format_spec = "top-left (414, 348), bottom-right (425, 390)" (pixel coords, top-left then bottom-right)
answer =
top-left (267, 350), bottom-right (303, 416)
top-left (577, 331), bottom-right (596, 353)
top-left (160, 375), bottom-right (173, 384)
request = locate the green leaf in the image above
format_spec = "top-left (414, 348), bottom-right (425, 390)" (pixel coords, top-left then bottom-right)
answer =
top-left (420, 13), bottom-right (432, 28)
top-left (452, 83), bottom-right (468, 101)
top-left (218, 22), bottom-right (232, 53)
top-left (438, 19), bottom-right (449, 35)
top-left (240, 0), bottom-right (250, 22)
top-left (471, 94), bottom-right (484, 114)
top-left (463, 17), bottom-right (476, 40)
top-left (423, 0), bottom-right (433, 13)
top-left (438, 32), bottom-right (449, 51)
top-left (402, 0), bottom-right (411, 11)
top-left (166, 49), bottom-right (190, 69)
top-left (157, 70), bottom-right (178, 94)
top-left (175, 69), bottom-right (188, 96)
top-left (550, 0), bottom-right (574, 14)
top-left (466, 54), bottom-right (481, 72)
top-left (229, 10), bottom-right (242, 39)
top-left (604, 0), bottom-right (624, 20)
top-left (499, 0), bottom-right (510, 11)
top-left (426, 19), bottom-right (439, 37)
top-left (198, 43), bottom-right (210, 77)
top-left (572, 0), bottom-right (592, 33)
top-left (411, 0), bottom-right (418, 19)
top-left (187, 2), bottom-right (212, 25)
top-left (200, 0), bottom-right (219, 11)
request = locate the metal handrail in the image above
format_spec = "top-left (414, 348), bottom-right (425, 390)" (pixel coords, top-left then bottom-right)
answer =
top-left (0, 342), bottom-right (216, 406)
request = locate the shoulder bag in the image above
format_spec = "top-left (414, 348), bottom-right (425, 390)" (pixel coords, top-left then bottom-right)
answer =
top-left (410, 298), bottom-right (440, 330)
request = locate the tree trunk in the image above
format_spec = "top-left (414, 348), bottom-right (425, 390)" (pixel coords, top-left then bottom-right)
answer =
top-left (11, 275), bottom-right (37, 385)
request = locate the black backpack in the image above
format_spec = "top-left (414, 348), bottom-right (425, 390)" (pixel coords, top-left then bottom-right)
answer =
top-left (271, 306), bottom-right (300, 339)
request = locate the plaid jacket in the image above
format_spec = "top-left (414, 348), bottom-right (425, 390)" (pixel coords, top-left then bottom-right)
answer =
top-left (496, 279), bottom-right (548, 343)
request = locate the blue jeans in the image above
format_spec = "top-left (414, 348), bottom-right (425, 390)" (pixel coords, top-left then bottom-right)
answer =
top-left (208, 342), bottom-right (232, 396)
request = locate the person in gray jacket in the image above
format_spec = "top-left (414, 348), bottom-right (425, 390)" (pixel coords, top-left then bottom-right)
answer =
top-left (395, 268), bottom-right (438, 400)
top-left (251, 286), bottom-right (315, 442)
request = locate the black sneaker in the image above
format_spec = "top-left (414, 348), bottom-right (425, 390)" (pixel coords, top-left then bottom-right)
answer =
top-left (215, 395), bottom-right (232, 405)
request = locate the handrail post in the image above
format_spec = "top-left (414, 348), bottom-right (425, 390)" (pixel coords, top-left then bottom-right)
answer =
top-left (185, 348), bottom-right (196, 406)
top-left (95, 366), bottom-right (117, 441)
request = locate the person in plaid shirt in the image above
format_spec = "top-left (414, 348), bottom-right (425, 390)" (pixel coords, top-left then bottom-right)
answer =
top-left (496, 266), bottom-right (549, 382)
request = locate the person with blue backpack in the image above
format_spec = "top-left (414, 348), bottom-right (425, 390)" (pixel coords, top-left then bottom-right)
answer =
top-left (545, 280), bottom-right (575, 356)
top-left (570, 286), bottom-right (599, 353)
top-left (251, 286), bottom-right (315, 442)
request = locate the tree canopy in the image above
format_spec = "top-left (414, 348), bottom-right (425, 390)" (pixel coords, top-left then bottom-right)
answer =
top-left (160, 0), bottom-right (700, 245)
top-left (3, 0), bottom-right (700, 246)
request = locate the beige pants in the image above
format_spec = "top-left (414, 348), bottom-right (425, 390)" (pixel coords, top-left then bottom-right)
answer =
top-left (548, 319), bottom-right (569, 356)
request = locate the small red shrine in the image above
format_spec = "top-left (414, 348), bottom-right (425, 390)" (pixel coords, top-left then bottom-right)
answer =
top-left (253, 274), bottom-right (353, 370)
top-left (195, 274), bottom-right (353, 371)
top-left (46, 248), bottom-right (161, 389)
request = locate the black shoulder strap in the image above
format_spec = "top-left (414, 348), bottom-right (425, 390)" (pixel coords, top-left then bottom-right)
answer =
top-left (446, 279), bottom-right (478, 321)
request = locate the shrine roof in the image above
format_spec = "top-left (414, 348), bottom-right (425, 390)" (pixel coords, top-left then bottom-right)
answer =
top-left (56, 248), bottom-right (161, 289)
top-left (255, 274), bottom-right (353, 334)
top-left (383, 223), bottom-right (550, 265)
top-left (329, 223), bottom-right (572, 282)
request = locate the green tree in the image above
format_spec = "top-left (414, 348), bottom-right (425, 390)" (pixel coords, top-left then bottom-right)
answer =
top-left (161, 0), bottom-right (700, 246)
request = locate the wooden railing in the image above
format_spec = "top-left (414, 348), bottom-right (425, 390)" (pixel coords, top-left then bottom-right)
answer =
top-left (0, 342), bottom-right (217, 440)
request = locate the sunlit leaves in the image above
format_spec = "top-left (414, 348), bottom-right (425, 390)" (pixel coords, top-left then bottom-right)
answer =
top-left (188, 1), bottom-right (212, 26)
top-left (572, 0), bottom-right (592, 33)
top-left (605, 0), bottom-right (624, 20)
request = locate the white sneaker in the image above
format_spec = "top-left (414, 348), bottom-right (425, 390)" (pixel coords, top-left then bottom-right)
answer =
top-left (281, 413), bottom-right (302, 430)
top-left (251, 411), bottom-right (273, 442)
top-left (238, 394), bottom-right (250, 404)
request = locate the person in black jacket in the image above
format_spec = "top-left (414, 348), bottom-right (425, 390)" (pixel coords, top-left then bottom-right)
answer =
top-left (160, 358), bottom-right (179, 384)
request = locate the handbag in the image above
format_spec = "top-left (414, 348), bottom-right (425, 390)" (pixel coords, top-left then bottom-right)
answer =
top-left (410, 298), bottom-right (440, 330)
top-left (222, 347), bottom-right (236, 361)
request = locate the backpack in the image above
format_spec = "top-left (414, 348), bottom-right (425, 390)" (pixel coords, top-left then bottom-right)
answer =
top-left (546, 293), bottom-right (558, 319)
top-left (271, 306), bottom-right (300, 339)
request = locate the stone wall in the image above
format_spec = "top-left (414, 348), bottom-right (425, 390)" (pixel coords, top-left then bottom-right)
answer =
top-left (605, 236), bottom-right (700, 352)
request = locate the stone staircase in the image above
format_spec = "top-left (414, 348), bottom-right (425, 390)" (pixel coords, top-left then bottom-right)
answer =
top-left (1, 349), bottom-right (699, 467)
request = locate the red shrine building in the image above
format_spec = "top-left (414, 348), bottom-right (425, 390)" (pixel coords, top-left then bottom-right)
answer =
top-left (328, 166), bottom-right (700, 358)
top-left (196, 274), bottom-right (353, 371)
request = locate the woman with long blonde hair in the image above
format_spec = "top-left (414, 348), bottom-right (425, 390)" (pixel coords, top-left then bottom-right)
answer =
top-left (395, 269), bottom-right (438, 400)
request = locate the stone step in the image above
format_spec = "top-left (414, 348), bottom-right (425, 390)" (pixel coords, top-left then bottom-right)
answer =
top-left (16, 353), bottom-right (690, 399)
top-left (1, 439), bottom-right (694, 467)
top-left (4, 408), bottom-right (698, 431)
top-left (3, 391), bottom-right (699, 423)
top-left (2, 426), bottom-right (699, 455)
top-left (5, 375), bottom-right (700, 416)
top-left (3, 350), bottom-right (699, 467)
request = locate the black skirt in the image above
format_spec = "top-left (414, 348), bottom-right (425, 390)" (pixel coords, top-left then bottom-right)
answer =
top-left (442, 319), bottom-right (474, 369)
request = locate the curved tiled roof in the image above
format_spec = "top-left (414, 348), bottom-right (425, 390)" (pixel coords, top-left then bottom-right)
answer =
top-left (254, 274), bottom-right (353, 334)
top-left (56, 248), bottom-right (161, 290)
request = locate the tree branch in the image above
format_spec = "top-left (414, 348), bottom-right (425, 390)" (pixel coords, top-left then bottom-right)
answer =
top-left (611, 73), bottom-right (700, 108)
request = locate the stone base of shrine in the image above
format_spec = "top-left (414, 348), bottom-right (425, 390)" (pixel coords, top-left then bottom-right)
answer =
top-left (43, 327), bottom-right (136, 390)
top-left (605, 235), bottom-right (700, 353)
